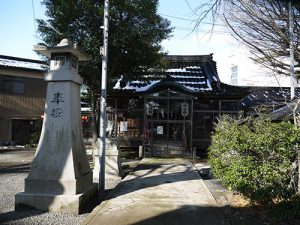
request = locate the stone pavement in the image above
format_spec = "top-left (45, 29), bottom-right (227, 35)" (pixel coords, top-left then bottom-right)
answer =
top-left (82, 158), bottom-right (228, 225)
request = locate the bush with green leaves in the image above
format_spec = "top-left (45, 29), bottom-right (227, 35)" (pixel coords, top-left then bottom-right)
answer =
top-left (208, 115), bottom-right (300, 205)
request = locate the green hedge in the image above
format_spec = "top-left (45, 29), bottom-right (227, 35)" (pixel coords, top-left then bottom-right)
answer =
top-left (208, 115), bottom-right (300, 205)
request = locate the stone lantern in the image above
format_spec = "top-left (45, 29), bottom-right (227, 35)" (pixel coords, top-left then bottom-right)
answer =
top-left (15, 39), bottom-right (97, 214)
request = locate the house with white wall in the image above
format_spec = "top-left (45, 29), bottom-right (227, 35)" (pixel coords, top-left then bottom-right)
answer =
top-left (217, 47), bottom-right (292, 87)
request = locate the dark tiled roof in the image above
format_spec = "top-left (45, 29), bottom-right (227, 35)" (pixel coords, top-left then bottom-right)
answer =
top-left (113, 55), bottom-right (249, 98)
top-left (241, 87), bottom-right (300, 108)
top-left (114, 66), bottom-right (214, 93)
top-left (0, 55), bottom-right (48, 72)
top-left (270, 101), bottom-right (297, 120)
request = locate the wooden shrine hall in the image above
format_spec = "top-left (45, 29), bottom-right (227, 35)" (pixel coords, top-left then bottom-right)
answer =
top-left (106, 55), bottom-right (250, 157)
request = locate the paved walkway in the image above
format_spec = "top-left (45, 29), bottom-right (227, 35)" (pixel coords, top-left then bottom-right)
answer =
top-left (82, 158), bottom-right (228, 225)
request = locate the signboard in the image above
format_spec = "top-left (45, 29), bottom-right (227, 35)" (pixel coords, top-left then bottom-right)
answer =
top-left (120, 121), bottom-right (128, 132)
top-left (157, 126), bottom-right (163, 135)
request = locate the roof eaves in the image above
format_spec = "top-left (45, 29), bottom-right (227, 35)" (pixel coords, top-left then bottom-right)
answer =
top-left (0, 55), bottom-right (48, 72)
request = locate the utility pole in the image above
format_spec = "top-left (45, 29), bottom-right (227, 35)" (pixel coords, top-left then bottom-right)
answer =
top-left (289, 0), bottom-right (296, 100)
top-left (99, 0), bottom-right (109, 194)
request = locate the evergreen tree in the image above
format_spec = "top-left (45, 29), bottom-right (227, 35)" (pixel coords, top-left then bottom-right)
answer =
top-left (37, 0), bottom-right (172, 139)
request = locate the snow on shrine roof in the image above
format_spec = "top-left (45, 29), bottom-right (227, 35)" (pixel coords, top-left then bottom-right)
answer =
top-left (114, 76), bottom-right (161, 92)
top-left (113, 66), bottom-right (215, 93)
top-left (241, 87), bottom-right (300, 107)
top-left (0, 55), bottom-right (48, 71)
top-left (112, 54), bottom-right (250, 97)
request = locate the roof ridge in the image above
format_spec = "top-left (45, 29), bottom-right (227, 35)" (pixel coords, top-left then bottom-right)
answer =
top-left (0, 55), bottom-right (47, 65)
top-left (164, 54), bottom-right (213, 62)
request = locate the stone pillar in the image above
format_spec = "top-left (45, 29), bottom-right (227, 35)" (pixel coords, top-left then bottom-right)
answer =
top-left (139, 145), bottom-right (143, 159)
top-left (15, 39), bottom-right (97, 215)
top-left (93, 138), bottom-right (123, 189)
top-left (93, 140), bottom-right (101, 182)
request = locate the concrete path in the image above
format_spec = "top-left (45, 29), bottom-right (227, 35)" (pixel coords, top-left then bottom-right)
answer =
top-left (82, 158), bottom-right (228, 225)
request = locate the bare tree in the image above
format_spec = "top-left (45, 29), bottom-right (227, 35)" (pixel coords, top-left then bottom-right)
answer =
top-left (224, 1), bottom-right (300, 77)
top-left (193, 0), bottom-right (300, 78)
top-left (193, 0), bottom-right (300, 23)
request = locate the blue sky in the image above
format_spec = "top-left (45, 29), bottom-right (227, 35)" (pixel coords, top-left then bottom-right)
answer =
top-left (0, 0), bottom-right (252, 83)
top-left (0, 0), bottom-right (45, 59)
top-left (0, 1), bottom-right (288, 87)
top-left (0, 0), bottom-right (234, 59)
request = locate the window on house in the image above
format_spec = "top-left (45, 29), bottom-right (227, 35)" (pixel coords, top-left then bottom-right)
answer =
top-left (231, 66), bottom-right (238, 85)
top-left (0, 75), bottom-right (25, 94)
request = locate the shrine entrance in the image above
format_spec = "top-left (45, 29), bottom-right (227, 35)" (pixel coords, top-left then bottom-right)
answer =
top-left (144, 90), bottom-right (193, 157)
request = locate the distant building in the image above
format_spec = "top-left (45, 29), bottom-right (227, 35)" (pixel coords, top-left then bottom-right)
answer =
top-left (219, 50), bottom-right (291, 87)
top-left (0, 55), bottom-right (47, 145)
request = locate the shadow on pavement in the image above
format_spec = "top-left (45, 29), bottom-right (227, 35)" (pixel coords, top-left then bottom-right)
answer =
top-left (0, 163), bottom-right (31, 174)
top-left (104, 161), bottom-right (198, 201)
top-left (128, 204), bottom-right (269, 225)
top-left (130, 205), bottom-right (228, 225)
top-left (0, 209), bottom-right (42, 224)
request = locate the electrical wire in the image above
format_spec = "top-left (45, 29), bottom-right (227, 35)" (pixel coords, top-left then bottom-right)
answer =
top-left (31, 0), bottom-right (38, 43)
top-left (159, 13), bottom-right (228, 27)
top-left (173, 26), bottom-right (232, 35)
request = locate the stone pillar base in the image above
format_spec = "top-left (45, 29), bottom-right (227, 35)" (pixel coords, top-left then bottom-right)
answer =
top-left (93, 139), bottom-right (124, 189)
top-left (105, 149), bottom-right (124, 189)
top-left (15, 184), bottom-right (97, 215)
top-left (93, 154), bottom-right (100, 183)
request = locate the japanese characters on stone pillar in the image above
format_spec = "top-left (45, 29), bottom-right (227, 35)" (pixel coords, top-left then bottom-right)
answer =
top-left (15, 39), bottom-right (97, 215)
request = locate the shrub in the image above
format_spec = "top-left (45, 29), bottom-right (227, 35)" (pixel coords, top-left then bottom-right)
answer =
top-left (26, 126), bottom-right (42, 148)
top-left (208, 115), bottom-right (300, 205)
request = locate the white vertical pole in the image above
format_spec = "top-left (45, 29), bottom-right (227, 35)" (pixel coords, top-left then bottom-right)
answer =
top-left (289, 0), bottom-right (295, 100)
top-left (99, 0), bottom-right (109, 194)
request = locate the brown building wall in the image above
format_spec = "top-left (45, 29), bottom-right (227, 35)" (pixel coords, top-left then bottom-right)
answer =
top-left (0, 69), bottom-right (46, 144)
top-left (0, 118), bottom-right (10, 141)
top-left (0, 79), bottom-right (46, 118)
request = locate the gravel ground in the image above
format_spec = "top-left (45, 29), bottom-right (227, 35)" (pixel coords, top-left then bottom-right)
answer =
top-left (0, 173), bottom-right (87, 224)
top-left (0, 149), bottom-right (139, 225)
top-left (0, 149), bottom-right (88, 225)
